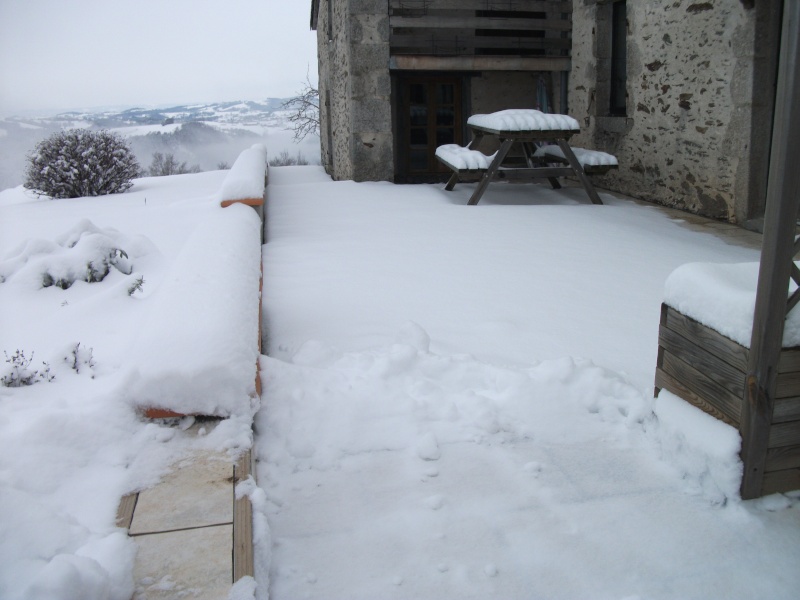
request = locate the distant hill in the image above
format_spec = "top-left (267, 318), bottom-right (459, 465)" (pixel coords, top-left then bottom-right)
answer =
top-left (0, 99), bottom-right (320, 191)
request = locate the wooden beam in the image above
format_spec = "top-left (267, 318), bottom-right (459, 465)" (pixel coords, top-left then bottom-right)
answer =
top-left (390, 33), bottom-right (572, 52)
top-left (391, 15), bottom-right (572, 32)
top-left (741, 2), bottom-right (800, 500)
top-left (390, 55), bottom-right (570, 71)
top-left (389, 0), bottom-right (573, 12)
top-left (232, 450), bottom-right (254, 582)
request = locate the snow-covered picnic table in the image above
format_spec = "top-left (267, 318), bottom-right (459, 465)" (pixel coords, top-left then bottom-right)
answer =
top-left (436, 109), bottom-right (615, 206)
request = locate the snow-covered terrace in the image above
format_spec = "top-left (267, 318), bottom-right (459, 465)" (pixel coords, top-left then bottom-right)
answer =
top-left (1, 161), bottom-right (799, 599)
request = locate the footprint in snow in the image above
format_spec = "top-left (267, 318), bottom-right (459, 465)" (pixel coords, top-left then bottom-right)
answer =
top-left (425, 494), bottom-right (444, 510)
top-left (415, 432), bottom-right (441, 461)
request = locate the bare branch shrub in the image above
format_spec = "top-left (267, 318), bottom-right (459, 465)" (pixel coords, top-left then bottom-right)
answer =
top-left (282, 75), bottom-right (320, 142)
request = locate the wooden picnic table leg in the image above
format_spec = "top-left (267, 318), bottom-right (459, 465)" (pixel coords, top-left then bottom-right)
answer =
top-left (467, 138), bottom-right (514, 206)
top-left (556, 139), bottom-right (603, 205)
top-left (523, 141), bottom-right (561, 190)
top-left (445, 171), bottom-right (460, 191)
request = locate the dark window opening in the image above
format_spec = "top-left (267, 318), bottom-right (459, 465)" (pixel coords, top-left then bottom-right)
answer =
top-left (609, 0), bottom-right (627, 116)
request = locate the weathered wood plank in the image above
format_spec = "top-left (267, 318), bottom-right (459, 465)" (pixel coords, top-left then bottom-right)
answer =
top-left (390, 15), bottom-right (573, 32)
top-left (776, 370), bottom-right (800, 398)
top-left (762, 467), bottom-right (800, 495)
top-left (658, 324), bottom-right (746, 398)
top-left (390, 0), bottom-right (573, 12)
top-left (778, 348), bottom-right (800, 373)
top-left (390, 55), bottom-right (571, 72)
top-left (766, 444), bottom-right (800, 471)
top-left (773, 395), bottom-right (800, 423)
top-left (655, 366), bottom-right (739, 427)
top-left (232, 450), bottom-right (254, 582)
top-left (116, 493), bottom-right (138, 529)
top-left (390, 34), bottom-right (572, 52)
top-left (467, 127), bottom-right (577, 141)
top-left (663, 306), bottom-right (749, 372)
top-left (768, 420), bottom-right (800, 448)
top-left (659, 351), bottom-right (742, 424)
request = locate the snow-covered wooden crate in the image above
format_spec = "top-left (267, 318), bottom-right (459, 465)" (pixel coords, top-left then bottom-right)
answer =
top-left (655, 303), bottom-right (800, 496)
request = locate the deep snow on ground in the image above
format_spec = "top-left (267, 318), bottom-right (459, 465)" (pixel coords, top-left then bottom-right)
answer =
top-left (0, 172), bottom-right (258, 600)
top-left (258, 166), bottom-right (800, 600)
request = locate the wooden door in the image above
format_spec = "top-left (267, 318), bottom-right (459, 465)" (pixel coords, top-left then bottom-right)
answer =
top-left (401, 78), bottom-right (462, 178)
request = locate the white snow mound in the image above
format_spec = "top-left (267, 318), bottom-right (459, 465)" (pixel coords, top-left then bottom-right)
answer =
top-left (467, 109), bottom-right (579, 132)
top-left (121, 203), bottom-right (262, 417)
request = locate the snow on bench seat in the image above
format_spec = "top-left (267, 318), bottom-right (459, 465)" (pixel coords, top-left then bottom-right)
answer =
top-left (534, 145), bottom-right (618, 173)
top-left (435, 144), bottom-right (496, 172)
top-left (467, 109), bottom-right (579, 132)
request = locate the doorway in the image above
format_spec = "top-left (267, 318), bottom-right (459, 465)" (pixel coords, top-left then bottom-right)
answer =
top-left (396, 77), bottom-right (463, 182)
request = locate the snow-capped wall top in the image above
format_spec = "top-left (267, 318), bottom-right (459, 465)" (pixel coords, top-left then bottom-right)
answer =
top-left (664, 262), bottom-right (800, 348)
top-left (217, 143), bottom-right (268, 202)
top-left (467, 109), bottom-right (579, 132)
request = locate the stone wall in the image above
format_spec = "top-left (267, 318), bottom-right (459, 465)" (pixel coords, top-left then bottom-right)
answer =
top-left (570, 0), bottom-right (778, 224)
top-left (316, 0), bottom-right (393, 182)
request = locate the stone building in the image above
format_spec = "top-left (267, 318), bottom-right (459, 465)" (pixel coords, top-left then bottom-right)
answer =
top-left (310, 0), bottom-right (573, 183)
top-left (569, 1), bottom-right (781, 226)
top-left (311, 0), bottom-right (782, 225)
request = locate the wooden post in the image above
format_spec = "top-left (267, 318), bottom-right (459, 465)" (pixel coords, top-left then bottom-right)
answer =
top-left (741, 1), bottom-right (800, 500)
top-left (467, 138), bottom-right (514, 205)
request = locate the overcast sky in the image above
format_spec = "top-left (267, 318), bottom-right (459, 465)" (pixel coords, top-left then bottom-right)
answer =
top-left (0, 0), bottom-right (318, 116)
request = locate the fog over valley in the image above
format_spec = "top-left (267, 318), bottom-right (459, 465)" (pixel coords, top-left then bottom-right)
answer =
top-left (0, 99), bottom-right (321, 191)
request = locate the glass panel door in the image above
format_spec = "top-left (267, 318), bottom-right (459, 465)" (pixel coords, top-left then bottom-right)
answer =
top-left (402, 78), bottom-right (462, 176)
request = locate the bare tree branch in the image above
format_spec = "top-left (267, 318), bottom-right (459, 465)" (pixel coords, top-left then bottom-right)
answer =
top-left (282, 75), bottom-right (320, 142)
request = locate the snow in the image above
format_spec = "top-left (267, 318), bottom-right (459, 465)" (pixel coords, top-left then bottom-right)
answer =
top-left (467, 109), bottom-right (580, 132)
top-left (121, 202), bottom-right (263, 417)
top-left (259, 167), bottom-right (800, 600)
top-left (664, 261), bottom-right (800, 348)
top-left (434, 144), bottom-right (495, 170)
top-left (534, 144), bottom-right (619, 167)
top-left (217, 143), bottom-right (268, 202)
top-left (0, 168), bottom-right (262, 599)
top-left (1, 163), bottom-right (799, 600)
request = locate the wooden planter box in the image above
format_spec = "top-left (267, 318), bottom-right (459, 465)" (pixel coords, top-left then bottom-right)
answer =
top-left (655, 303), bottom-right (800, 497)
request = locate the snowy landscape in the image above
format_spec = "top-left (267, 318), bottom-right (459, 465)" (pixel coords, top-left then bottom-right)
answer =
top-left (0, 100), bottom-right (320, 192)
top-left (1, 160), bottom-right (799, 599)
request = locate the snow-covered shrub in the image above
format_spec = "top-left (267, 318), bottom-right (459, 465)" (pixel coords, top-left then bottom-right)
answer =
top-left (1, 350), bottom-right (54, 387)
top-left (24, 129), bottom-right (140, 199)
top-left (0, 220), bottom-right (136, 290)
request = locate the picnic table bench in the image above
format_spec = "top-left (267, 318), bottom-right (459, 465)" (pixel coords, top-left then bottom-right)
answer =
top-left (436, 109), bottom-right (617, 206)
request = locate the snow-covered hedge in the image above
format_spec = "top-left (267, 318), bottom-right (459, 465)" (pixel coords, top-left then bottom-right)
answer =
top-left (24, 129), bottom-right (140, 199)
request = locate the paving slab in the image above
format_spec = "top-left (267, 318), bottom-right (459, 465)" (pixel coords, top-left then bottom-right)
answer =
top-left (130, 451), bottom-right (234, 535)
top-left (133, 524), bottom-right (232, 600)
